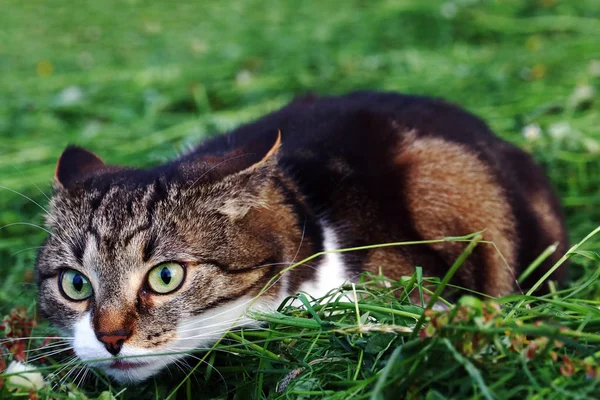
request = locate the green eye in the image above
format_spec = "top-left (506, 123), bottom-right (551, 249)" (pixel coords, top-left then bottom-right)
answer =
top-left (59, 269), bottom-right (92, 301)
top-left (147, 263), bottom-right (185, 294)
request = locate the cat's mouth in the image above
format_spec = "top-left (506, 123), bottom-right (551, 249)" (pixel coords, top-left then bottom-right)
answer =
top-left (110, 359), bottom-right (151, 370)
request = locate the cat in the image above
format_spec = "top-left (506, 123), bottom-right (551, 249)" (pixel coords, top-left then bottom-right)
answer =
top-left (35, 91), bottom-right (568, 383)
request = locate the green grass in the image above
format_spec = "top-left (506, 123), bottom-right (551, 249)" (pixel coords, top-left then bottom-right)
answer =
top-left (1, 0), bottom-right (600, 398)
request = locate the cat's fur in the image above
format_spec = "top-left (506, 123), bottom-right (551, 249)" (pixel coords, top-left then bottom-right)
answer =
top-left (35, 91), bottom-right (568, 383)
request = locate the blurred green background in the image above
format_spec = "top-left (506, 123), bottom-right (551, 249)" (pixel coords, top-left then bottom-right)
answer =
top-left (1, 0), bottom-right (600, 309)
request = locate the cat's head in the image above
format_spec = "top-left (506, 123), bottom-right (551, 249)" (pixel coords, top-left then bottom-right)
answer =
top-left (35, 132), bottom-right (309, 383)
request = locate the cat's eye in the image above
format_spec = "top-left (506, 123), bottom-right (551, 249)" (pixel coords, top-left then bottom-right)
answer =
top-left (59, 269), bottom-right (93, 301)
top-left (147, 262), bottom-right (185, 294)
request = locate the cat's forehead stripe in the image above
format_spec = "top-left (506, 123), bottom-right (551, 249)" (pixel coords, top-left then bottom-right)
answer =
top-left (82, 179), bottom-right (169, 255)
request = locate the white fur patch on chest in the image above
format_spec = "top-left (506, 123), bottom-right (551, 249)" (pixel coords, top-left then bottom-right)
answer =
top-left (294, 225), bottom-right (351, 302)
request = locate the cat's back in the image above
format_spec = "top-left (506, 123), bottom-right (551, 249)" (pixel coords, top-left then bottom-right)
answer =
top-left (191, 91), bottom-right (568, 296)
top-left (193, 91), bottom-right (500, 156)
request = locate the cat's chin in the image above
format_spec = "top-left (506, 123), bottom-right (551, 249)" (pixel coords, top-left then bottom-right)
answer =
top-left (101, 361), bottom-right (167, 384)
top-left (75, 353), bottom-right (182, 384)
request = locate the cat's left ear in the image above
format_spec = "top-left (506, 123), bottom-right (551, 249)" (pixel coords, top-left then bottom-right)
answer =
top-left (55, 146), bottom-right (106, 189)
top-left (242, 129), bottom-right (281, 173)
top-left (218, 131), bottom-right (282, 220)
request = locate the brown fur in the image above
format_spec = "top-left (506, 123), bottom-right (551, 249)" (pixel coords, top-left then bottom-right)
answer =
top-left (396, 133), bottom-right (517, 296)
top-left (364, 248), bottom-right (412, 281)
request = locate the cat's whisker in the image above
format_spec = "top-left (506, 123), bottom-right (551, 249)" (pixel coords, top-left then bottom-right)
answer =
top-left (11, 246), bottom-right (44, 256)
top-left (75, 367), bottom-right (90, 390)
top-left (172, 357), bottom-right (204, 387)
top-left (177, 303), bottom-right (259, 330)
top-left (164, 346), bottom-right (227, 387)
top-left (167, 345), bottom-right (244, 357)
top-left (290, 262), bottom-right (320, 272)
top-left (23, 340), bottom-right (73, 353)
top-left (0, 185), bottom-right (52, 218)
top-left (0, 336), bottom-right (73, 344)
top-left (290, 217), bottom-right (307, 266)
top-left (176, 320), bottom-right (257, 335)
top-left (49, 355), bottom-right (79, 390)
top-left (72, 363), bottom-right (90, 389)
top-left (8, 165), bottom-right (53, 204)
top-left (163, 353), bottom-right (190, 378)
top-left (24, 348), bottom-right (74, 364)
top-left (161, 356), bottom-right (176, 380)
top-left (172, 355), bottom-right (195, 374)
top-left (0, 222), bottom-right (54, 235)
top-left (57, 357), bottom-right (82, 388)
top-left (179, 326), bottom-right (244, 340)
top-left (58, 367), bottom-right (77, 387)
top-left (180, 326), bottom-right (268, 341)
top-left (177, 317), bottom-right (246, 333)
top-left (177, 277), bottom-right (293, 330)
top-left (26, 346), bottom-right (74, 363)
top-left (33, 182), bottom-right (52, 204)
top-left (0, 184), bottom-right (68, 248)
top-left (176, 333), bottom-right (292, 351)
top-left (178, 270), bottom-right (290, 329)
top-left (0, 221), bottom-right (72, 250)
top-left (49, 355), bottom-right (78, 376)
top-left (177, 314), bottom-right (273, 333)
top-left (180, 329), bottom-right (242, 341)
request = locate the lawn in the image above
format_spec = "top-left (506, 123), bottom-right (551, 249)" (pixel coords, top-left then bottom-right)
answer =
top-left (1, 0), bottom-right (600, 398)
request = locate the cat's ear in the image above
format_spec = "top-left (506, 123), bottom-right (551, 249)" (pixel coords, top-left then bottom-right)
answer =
top-left (55, 146), bottom-right (106, 189)
top-left (242, 129), bottom-right (281, 172)
top-left (218, 131), bottom-right (282, 220)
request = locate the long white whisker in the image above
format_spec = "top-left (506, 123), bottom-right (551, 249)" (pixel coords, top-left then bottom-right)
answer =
top-left (11, 246), bottom-right (44, 256)
top-left (58, 357), bottom-right (81, 387)
top-left (76, 367), bottom-right (91, 390)
top-left (0, 222), bottom-right (53, 235)
top-left (180, 326), bottom-right (267, 341)
top-left (178, 267), bottom-right (291, 329)
top-left (49, 355), bottom-right (78, 390)
top-left (177, 317), bottom-right (248, 333)
top-left (59, 367), bottom-right (77, 386)
top-left (171, 356), bottom-right (203, 387)
top-left (179, 328), bottom-right (243, 341)
top-left (72, 364), bottom-right (89, 389)
top-left (291, 217), bottom-right (307, 266)
top-left (0, 185), bottom-right (52, 217)
top-left (24, 340), bottom-right (72, 350)
top-left (8, 165), bottom-right (53, 204)
top-left (167, 345), bottom-right (250, 356)
top-left (0, 336), bottom-right (73, 344)
top-left (27, 346), bottom-right (74, 363)
top-left (0, 221), bottom-right (72, 250)
top-left (164, 346), bottom-right (227, 387)
top-left (177, 313), bottom-right (275, 333)
top-left (24, 341), bottom-right (72, 353)
top-left (163, 354), bottom-right (189, 377)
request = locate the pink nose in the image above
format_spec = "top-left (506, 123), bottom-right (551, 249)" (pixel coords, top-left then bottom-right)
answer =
top-left (96, 331), bottom-right (130, 356)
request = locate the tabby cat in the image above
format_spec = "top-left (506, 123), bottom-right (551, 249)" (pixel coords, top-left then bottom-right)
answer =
top-left (35, 91), bottom-right (567, 383)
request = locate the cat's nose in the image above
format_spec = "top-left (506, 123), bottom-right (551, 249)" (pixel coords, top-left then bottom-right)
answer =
top-left (96, 330), bottom-right (131, 356)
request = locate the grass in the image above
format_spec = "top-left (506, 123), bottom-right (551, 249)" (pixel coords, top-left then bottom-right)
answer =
top-left (1, 0), bottom-right (600, 398)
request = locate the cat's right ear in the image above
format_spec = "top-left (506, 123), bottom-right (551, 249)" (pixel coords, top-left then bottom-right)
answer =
top-left (55, 146), bottom-right (105, 189)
